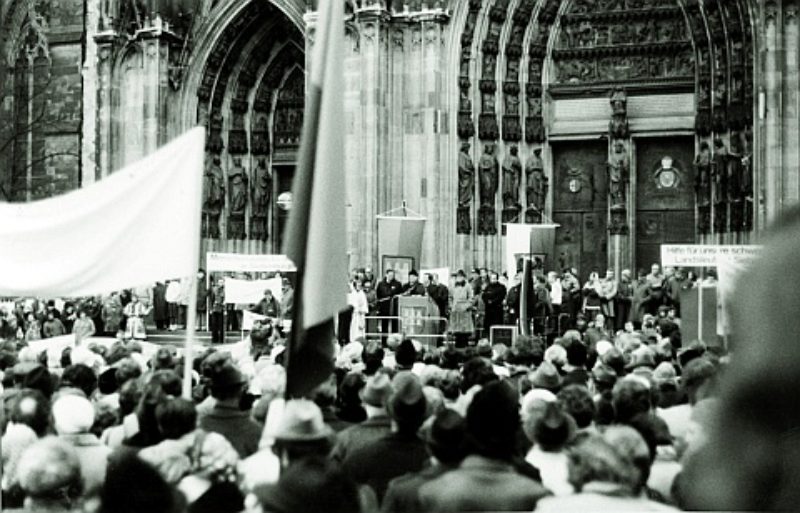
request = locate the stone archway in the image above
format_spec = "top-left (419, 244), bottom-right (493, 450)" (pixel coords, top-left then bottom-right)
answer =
top-left (176, 0), bottom-right (306, 257)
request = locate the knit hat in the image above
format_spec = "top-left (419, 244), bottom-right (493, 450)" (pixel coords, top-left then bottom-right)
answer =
top-left (360, 373), bottom-right (393, 407)
top-left (52, 394), bottom-right (95, 435)
top-left (531, 361), bottom-right (562, 392)
top-left (272, 399), bottom-right (333, 442)
top-left (388, 372), bottom-right (427, 429)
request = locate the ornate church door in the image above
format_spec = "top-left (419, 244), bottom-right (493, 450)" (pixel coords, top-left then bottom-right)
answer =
top-left (635, 136), bottom-right (696, 271)
top-left (552, 141), bottom-right (609, 281)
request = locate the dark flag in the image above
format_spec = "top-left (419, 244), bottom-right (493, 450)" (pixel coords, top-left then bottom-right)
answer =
top-left (282, 0), bottom-right (347, 398)
top-left (519, 258), bottom-right (533, 336)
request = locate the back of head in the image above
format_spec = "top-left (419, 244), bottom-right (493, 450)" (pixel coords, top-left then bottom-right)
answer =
top-left (11, 388), bottom-right (50, 437)
top-left (362, 341), bottom-right (385, 375)
top-left (100, 451), bottom-right (179, 513)
top-left (565, 339), bottom-right (588, 368)
top-left (60, 363), bottom-right (98, 398)
top-left (557, 384), bottom-right (595, 429)
top-left (682, 356), bottom-right (717, 404)
top-left (395, 339), bottom-right (418, 369)
top-left (52, 393), bottom-right (95, 435)
top-left (425, 409), bottom-right (467, 466)
top-left (612, 377), bottom-right (652, 424)
top-left (17, 437), bottom-right (83, 509)
top-left (115, 357), bottom-right (143, 386)
top-left (389, 372), bottom-right (427, 433)
top-left (566, 433), bottom-right (639, 495)
top-left (601, 425), bottom-right (651, 494)
top-left (533, 401), bottom-right (576, 451)
top-left (460, 357), bottom-right (497, 393)
top-left (466, 380), bottom-right (519, 460)
top-left (156, 397), bottom-right (198, 440)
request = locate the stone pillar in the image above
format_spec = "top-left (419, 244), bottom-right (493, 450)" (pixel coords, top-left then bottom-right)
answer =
top-left (763, 2), bottom-right (783, 225)
top-left (81, 0), bottom-right (101, 185)
top-left (608, 87), bottom-right (631, 279)
top-left (783, 1), bottom-right (800, 206)
top-left (94, 35), bottom-right (114, 180)
top-left (139, 23), bottom-right (177, 156)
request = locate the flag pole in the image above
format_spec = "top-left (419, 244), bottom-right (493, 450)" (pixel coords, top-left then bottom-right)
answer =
top-left (183, 274), bottom-right (198, 399)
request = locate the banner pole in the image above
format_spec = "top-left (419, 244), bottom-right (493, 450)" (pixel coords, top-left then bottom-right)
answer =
top-left (183, 274), bottom-right (198, 399)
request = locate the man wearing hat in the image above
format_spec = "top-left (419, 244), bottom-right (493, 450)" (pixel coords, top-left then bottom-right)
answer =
top-left (531, 361), bottom-right (563, 394)
top-left (341, 372), bottom-right (429, 502)
top-left (331, 372), bottom-right (393, 463)
top-left (198, 361), bottom-right (262, 457)
top-left (382, 409), bottom-right (467, 513)
top-left (402, 270), bottom-right (426, 297)
top-left (377, 269), bottom-right (403, 341)
top-left (419, 381), bottom-right (550, 511)
top-left (481, 271), bottom-right (507, 337)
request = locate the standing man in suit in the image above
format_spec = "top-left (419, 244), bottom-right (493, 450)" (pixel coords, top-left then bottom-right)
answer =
top-left (376, 269), bottom-right (403, 342)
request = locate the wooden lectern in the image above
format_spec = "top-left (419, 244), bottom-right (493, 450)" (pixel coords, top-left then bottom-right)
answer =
top-left (397, 296), bottom-right (439, 340)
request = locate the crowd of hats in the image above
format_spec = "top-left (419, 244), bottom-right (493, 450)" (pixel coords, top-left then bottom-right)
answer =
top-left (0, 309), bottom-right (728, 513)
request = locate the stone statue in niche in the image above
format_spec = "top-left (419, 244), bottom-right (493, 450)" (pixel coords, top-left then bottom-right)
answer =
top-left (459, 88), bottom-right (472, 112)
top-left (502, 145), bottom-right (522, 209)
top-left (202, 154), bottom-right (225, 239)
top-left (458, 142), bottom-right (475, 208)
top-left (460, 52), bottom-right (471, 77)
top-left (525, 148), bottom-right (547, 222)
top-left (504, 94), bottom-right (520, 115)
top-left (251, 114), bottom-right (270, 155)
top-left (483, 52), bottom-right (497, 78)
top-left (727, 133), bottom-right (744, 203)
top-left (478, 143), bottom-right (499, 208)
top-left (482, 91), bottom-right (496, 113)
top-left (609, 87), bottom-right (629, 139)
top-left (250, 158), bottom-right (271, 242)
top-left (694, 141), bottom-right (712, 207)
top-left (712, 139), bottom-right (728, 204)
top-left (506, 59), bottom-right (520, 82)
top-left (608, 141), bottom-right (628, 209)
top-left (227, 157), bottom-right (249, 240)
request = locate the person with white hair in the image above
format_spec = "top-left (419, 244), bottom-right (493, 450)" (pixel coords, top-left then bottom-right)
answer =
top-left (16, 437), bottom-right (84, 512)
top-left (52, 393), bottom-right (111, 494)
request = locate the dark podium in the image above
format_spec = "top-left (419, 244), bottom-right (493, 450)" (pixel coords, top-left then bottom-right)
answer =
top-left (397, 296), bottom-right (440, 346)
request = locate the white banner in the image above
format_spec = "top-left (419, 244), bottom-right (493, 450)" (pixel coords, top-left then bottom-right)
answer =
top-left (421, 268), bottom-right (451, 285)
top-left (207, 252), bottom-right (296, 273)
top-left (661, 245), bottom-right (763, 267)
top-left (0, 128), bottom-right (204, 297)
top-left (224, 277), bottom-right (283, 304)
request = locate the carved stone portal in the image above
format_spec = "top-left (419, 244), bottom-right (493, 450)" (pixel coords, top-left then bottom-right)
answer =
top-left (478, 206), bottom-right (498, 236)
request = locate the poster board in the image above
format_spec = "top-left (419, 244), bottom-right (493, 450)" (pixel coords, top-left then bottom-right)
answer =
top-left (206, 253), bottom-right (296, 273)
top-left (660, 245), bottom-right (762, 267)
top-left (223, 277), bottom-right (283, 304)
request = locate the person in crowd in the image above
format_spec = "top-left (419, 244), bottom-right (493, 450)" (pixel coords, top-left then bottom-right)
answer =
top-left (165, 279), bottom-right (182, 332)
top-left (51, 393), bottom-right (111, 495)
top-left (279, 278), bottom-right (294, 322)
top-left (196, 269), bottom-right (209, 331)
top-left (15, 437), bottom-right (84, 513)
top-left (311, 374), bottom-right (351, 432)
top-left (584, 313), bottom-right (611, 350)
top-left (402, 270), bottom-right (426, 297)
top-left (252, 288), bottom-right (281, 319)
top-left (419, 380), bottom-right (550, 511)
top-left (152, 281), bottom-right (169, 330)
top-left (24, 311), bottom-right (42, 341)
top-left (382, 408), bottom-right (468, 513)
top-left (72, 308), bottom-right (96, 344)
top-left (582, 271), bottom-right (603, 321)
top-left (560, 268), bottom-right (581, 321)
top-left (363, 278), bottom-right (378, 338)
top-left (449, 270), bottom-right (474, 348)
top-left (332, 372), bottom-right (393, 463)
top-left (209, 277), bottom-right (225, 344)
top-left (101, 292), bottom-right (124, 336)
top-left (337, 372), bottom-right (367, 424)
top-left (122, 295), bottom-right (151, 340)
top-left (535, 429), bottom-right (679, 512)
top-left (599, 269), bottom-right (618, 328)
top-left (616, 269), bottom-right (635, 330)
top-left (376, 269), bottom-right (403, 340)
top-left (561, 339), bottom-right (590, 387)
top-left (197, 358), bottom-right (262, 458)
top-left (524, 400), bottom-right (576, 496)
top-left (96, 451), bottom-right (183, 513)
top-left (482, 271), bottom-right (507, 337)
top-left (348, 279), bottom-right (369, 343)
top-left (42, 310), bottom-right (67, 338)
top-left (341, 371), bottom-right (429, 502)
top-left (124, 370), bottom-right (182, 448)
top-left (532, 274), bottom-right (553, 335)
top-left (62, 302), bottom-right (77, 334)
top-left (558, 384), bottom-right (596, 435)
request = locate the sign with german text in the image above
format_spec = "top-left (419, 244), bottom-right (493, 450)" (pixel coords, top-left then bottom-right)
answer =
top-left (660, 245), bottom-right (762, 268)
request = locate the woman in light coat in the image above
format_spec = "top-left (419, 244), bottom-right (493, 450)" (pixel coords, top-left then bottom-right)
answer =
top-left (348, 280), bottom-right (368, 342)
top-left (449, 270), bottom-right (474, 347)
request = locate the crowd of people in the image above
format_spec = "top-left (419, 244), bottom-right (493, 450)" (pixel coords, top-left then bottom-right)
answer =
top-left (345, 263), bottom-right (712, 347)
top-left (0, 277), bottom-right (728, 513)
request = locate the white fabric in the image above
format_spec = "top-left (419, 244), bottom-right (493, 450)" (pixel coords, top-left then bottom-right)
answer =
top-left (0, 128), bottom-right (205, 297)
top-left (224, 277), bottom-right (282, 304)
top-left (525, 446), bottom-right (574, 496)
top-left (242, 310), bottom-right (268, 331)
top-left (348, 288), bottom-right (368, 342)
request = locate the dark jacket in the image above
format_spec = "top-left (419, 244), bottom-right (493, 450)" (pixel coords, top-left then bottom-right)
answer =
top-left (331, 414), bottom-right (392, 463)
top-left (198, 403), bottom-right (262, 458)
top-left (418, 455), bottom-right (551, 512)
top-left (342, 432), bottom-right (429, 504)
top-left (402, 282), bottom-right (426, 297)
top-left (382, 464), bottom-right (450, 513)
top-left (376, 279), bottom-right (403, 315)
top-left (251, 296), bottom-right (280, 318)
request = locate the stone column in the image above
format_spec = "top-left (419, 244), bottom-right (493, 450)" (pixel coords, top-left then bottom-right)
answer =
top-left (81, 0), bottom-right (101, 186)
top-left (94, 35), bottom-right (114, 180)
top-left (608, 87), bottom-right (631, 279)
top-left (763, 2), bottom-right (783, 225)
top-left (782, 1), bottom-right (800, 206)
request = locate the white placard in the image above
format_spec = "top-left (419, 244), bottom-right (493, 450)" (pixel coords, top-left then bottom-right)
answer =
top-left (421, 268), bottom-right (451, 285)
top-left (224, 277), bottom-right (283, 305)
top-left (207, 252), bottom-right (296, 273)
top-left (242, 310), bottom-right (269, 330)
top-left (661, 244), bottom-right (762, 268)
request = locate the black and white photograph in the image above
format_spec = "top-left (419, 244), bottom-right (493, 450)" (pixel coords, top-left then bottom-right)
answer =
top-left (0, 0), bottom-right (795, 512)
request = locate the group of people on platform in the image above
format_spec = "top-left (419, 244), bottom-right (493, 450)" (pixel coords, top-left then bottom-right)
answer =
top-left (338, 263), bottom-right (716, 347)
top-left (0, 270), bottom-right (296, 346)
